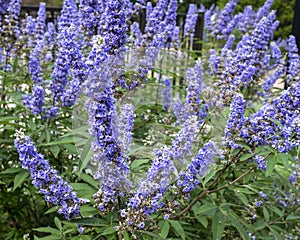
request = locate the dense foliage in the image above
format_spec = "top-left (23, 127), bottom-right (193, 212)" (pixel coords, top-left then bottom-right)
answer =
top-left (0, 0), bottom-right (300, 239)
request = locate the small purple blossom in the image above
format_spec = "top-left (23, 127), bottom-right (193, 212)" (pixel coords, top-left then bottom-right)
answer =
top-left (14, 133), bottom-right (85, 220)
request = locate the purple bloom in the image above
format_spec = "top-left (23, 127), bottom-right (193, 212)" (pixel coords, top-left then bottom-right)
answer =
top-left (184, 4), bottom-right (198, 38)
top-left (177, 141), bottom-right (222, 194)
top-left (213, 0), bottom-right (239, 36)
top-left (116, 104), bottom-right (134, 152)
top-left (241, 83), bottom-right (300, 153)
top-left (224, 94), bottom-right (246, 149)
top-left (286, 35), bottom-right (300, 84)
top-left (14, 133), bottom-right (85, 220)
top-left (22, 85), bottom-right (45, 115)
top-left (145, 0), bottom-right (168, 37)
top-left (254, 155), bottom-right (266, 170)
top-left (162, 78), bottom-right (172, 111)
top-left (0, 0), bottom-right (9, 14)
top-left (36, 2), bottom-right (47, 39)
top-left (255, 0), bottom-right (273, 22)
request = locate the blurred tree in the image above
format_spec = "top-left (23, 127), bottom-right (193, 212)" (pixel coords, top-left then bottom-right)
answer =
top-left (217, 0), bottom-right (295, 39)
top-left (292, 0), bottom-right (300, 49)
top-left (22, 0), bottom-right (63, 6)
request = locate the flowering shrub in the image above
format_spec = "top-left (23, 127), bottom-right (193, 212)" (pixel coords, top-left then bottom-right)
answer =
top-left (0, 0), bottom-right (300, 239)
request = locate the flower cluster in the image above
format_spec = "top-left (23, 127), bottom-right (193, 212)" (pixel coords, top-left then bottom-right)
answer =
top-left (224, 93), bottom-right (246, 149)
top-left (241, 82), bottom-right (300, 153)
top-left (162, 78), bottom-right (172, 110)
top-left (176, 141), bottom-right (222, 195)
top-left (184, 4), bottom-right (198, 38)
top-left (286, 35), bottom-right (300, 85)
top-left (213, 0), bottom-right (238, 38)
top-left (14, 132), bottom-right (85, 220)
top-left (0, 0), bottom-right (9, 14)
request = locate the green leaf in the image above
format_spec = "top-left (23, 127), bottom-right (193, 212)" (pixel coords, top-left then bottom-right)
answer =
top-left (263, 207), bottom-right (270, 222)
top-left (203, 169), bottom-right (217, 185)
top-left (160, 221), bottom-right (170, 239)
top-left (80, 206), bottom-right (99, 216)
top-left (13, 171), bottom-right (29, 190)
top-left (228, 215), bottom-right (250, 240)
top-left (99, 227), bottom-right (116, 236)
top-left (196, 202), bottom-right (217, 215)
top-left (39, 137), bottom-right (74, 146)
top-left (266, 154), bottom-right (278, 176)
top-left (0, 116), bottom-right (19, 123)
top-left (50, 145), bottom-right (60, 158)
top-left (235, 192), bottom-right (248, 206)
top-left (255, 145), bottom-right (275, 156)
top-left (79, 137), bottom-right (93, 173)
top-left (269, 227), bottom-right (283, 240)
top-left (123, 232), bottom-right (130, 240)
top-left (169, 220), bottom-right (185, 240)
top-left (77, 172), bottom-right (99, 190)
top-left (253, 221), bottom-right (266, 230)
top-left (240, 153), bottom-right (254, 162)
top-left (70, 217), bottom-right (108, 226)
top-left (212, 210), bottom-right (225, 240)
top-left (44, 206), bottom-right (58, 215)
top-left (62, 143), bottom-right (78, 154)
top-left (28, 120), bottom-right (37, 131)
top-left (0, 167), bottom-right (23, 175)
top-left (54, 217), bottom-right (62, 231)
top-left (33, 227), bottom-right (61, 236)
top-left (197, 216), bottom-right (208, 228)
top-left (46, 129), bottom-right (51, 143)
top-left (137, 230), bottom-right (165, 240)
top-left (35, 236), bottom-right (61, 240)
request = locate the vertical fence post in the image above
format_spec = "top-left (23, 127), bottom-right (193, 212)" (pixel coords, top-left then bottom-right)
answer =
top-left (192, 11), bottom-right (204, 55)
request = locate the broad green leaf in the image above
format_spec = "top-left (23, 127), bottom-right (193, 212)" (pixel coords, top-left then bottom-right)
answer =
top-left (0, 116), bottom-right (19, 123)
top-left (263, 207), bottom-right (270, 222)
top-left (0, 167), bottom-right (23, 175)
top-left (266, 154), bottom-right (277, 176)
top-left (70, 217), bottom-right (107, 226)
top-left (197, 216), bottom-right (208, 228)
top-left (99, 227), bottom-right (116, 235)
top-left (169, 220), bottom-right (185, 240)
top-left (77, 172), bottom-right (99, 190)
top-left (62, 143), bottom-right (78, 154)
top-left (44, 206), bottom-right (58, 215)
top-left (240, 153), bottom-right (254, 162)
top-left (228, 215), bottom-right (250, 240)
top-left (196, 202), bottom-right (217, 215)
top-left (123, 232), bottom-right (130, 240)
top-left (203, 169), bottom-right (217, 185)
top-left (212, 210), bottom-right (225, 240)
top-left (39, 137), bottom-right (74, 146)
top-left (33, 227), bottom-right (61, 236)
top-left (54, 217), bottom-right (62, 231)
top-left (35, 236), bottom-right (61, 240)
top-left (80, 206), bottom-right (99, 216)
top-left (50, 145), bottom-right (60, 158)
top-left (235, 192), bottom-right (248, 206)
top-left (79, 137), bottom-right (93, 173)
top-left (160, 221), bottom-right (170, 239)
top-left (255, 145), bottom-right (275, 156)
top-left (253, 221), bottom-right (266, 230)
top-left (137, 230), bottom-right (165, 240)
top-left (269, 206), bottom-right (283, 217)
top-left (13, 171), bottom-right (29, 190)
top-left (269, 227), bottom-right (283, 240)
